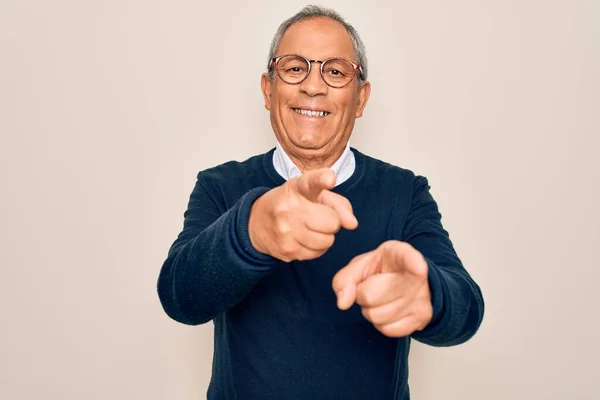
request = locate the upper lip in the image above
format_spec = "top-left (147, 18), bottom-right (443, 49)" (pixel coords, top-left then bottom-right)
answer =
top-left (292, 106), bottom-right (331, 113)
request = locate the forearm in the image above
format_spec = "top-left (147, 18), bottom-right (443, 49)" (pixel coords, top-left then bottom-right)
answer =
top-left (401, 175), bottom-right (485, 346)
top-left (157, 187), bottom-right (278, 325)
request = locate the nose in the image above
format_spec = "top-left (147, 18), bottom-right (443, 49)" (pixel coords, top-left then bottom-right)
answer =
top-left (299, 62), bottom-right (328, 97)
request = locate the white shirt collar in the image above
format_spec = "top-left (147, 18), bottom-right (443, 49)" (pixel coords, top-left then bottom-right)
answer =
top-left (273, 141), bottom-right (356, 186)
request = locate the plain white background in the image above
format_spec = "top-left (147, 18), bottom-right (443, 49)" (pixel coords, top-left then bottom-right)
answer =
top-left (1, 0), bottom-right (598, 399)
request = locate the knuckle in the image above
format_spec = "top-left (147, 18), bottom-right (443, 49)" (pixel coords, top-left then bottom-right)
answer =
top-left (382, 323), bottom-right (408, 338)
top-left (331, 276), bottom-right (343, 292)
top-left (413, 266), bottom-right (428, 279)
top-left (274, 194), bottom-right (302, 216)
top-left (378, 241), bottom-right (391, 251)
top-left (363, 308), bottom-right (382, 324)
top-left (274, 220), bottom-right (292, 236)
top-left (413, 254), bottom-right (429, 278)
top-left (419, 303), bottom-right (433, 321)
top-left (280, 247), bottom-right (294, 258)
top-left (273, 201), bottom-right (292, 218)
top-left (316, 190), bottom-right (327, 203)
top-left (412, 316), bottom-right (427, 332)
top-left (342, 197), bottom-right (352, 210)
top-left (377, 324), bottom-right (395, 337)
top-left (374, 305), bottom-right (396, 325)
top-left (361, 307), bottom-right (372, 321)
top-left (356, 290), bottom-right (372, 307)
top-left (279, 239), bottom-right (297, 257)
top-left (377, 241), bottom-right (392, 256)
top-left (407, 313), bottom-right (425, 331)
top-left (349, 253), bottom-right (365, 264)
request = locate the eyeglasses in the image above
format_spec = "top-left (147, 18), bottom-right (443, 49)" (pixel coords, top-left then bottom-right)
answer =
top-left (268, 54), bottom-right (363, 88)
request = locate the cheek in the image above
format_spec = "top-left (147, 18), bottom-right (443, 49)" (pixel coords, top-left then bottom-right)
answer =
top-left (271, 83), bottom-right (293, 106)
top-left (272, 94), bottom-right (293, 122)
top-left (334, 93), bottom-right (359, 122)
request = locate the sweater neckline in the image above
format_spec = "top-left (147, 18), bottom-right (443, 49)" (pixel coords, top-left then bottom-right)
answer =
top-left (262, 147), bottom-right (365, 194)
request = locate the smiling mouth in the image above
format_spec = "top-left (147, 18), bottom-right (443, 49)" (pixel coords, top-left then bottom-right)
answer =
top-left (292, 108), bottom-right (331, 117)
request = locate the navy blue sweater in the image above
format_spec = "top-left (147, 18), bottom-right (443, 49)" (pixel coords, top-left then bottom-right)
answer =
top-left (157, 148), bottom-right (484, 400)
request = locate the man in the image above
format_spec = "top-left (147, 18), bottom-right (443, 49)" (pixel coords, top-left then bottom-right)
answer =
top-left (158, 5), bottom-right (484, 400)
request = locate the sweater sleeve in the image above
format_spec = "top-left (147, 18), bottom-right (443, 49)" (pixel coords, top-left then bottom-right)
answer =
top-left (402, 176), bottom-right (485, 346)
top-left (157, 172), bottom-right (279, 325)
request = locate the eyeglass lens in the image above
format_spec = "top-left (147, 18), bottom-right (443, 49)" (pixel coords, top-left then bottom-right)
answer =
top-left (276, 55), bottom-right (355, 87)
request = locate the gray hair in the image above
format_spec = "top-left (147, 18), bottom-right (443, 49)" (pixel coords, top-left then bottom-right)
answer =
top-left (267, 5), bottom-right (368, 83)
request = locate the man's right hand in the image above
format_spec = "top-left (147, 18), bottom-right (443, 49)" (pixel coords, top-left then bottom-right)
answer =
top-left (248, 168), bottom-right (358, 262)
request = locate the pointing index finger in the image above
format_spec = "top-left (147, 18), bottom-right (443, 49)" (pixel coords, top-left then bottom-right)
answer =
top-left (332, 250), bottom-right (379, 310)
top-left (295, 168), bottom-right (336, 202)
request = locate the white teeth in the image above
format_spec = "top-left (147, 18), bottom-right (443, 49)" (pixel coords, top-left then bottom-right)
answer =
top-left (294, 108), bottom-right (329, 117)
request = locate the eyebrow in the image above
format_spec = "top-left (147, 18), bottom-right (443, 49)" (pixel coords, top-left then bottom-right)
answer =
top-left (278, 53), bottom-right (358, 63)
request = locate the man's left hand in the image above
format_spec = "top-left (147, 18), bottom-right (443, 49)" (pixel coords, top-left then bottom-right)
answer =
top-left (332, 240), bottom-right (433, 338)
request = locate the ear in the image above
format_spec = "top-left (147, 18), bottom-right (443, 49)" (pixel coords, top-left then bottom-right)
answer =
top-left (355, 80), bottom-right (371, 118)
top-left (261, 73), bottom-right (272, 111)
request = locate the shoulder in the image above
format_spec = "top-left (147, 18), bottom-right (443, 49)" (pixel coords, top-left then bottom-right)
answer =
top-left (196, 151), bottom-right (269, 184)
top-left (352, 148), bottom-right (427, 191)
top-left (190, 150), bottom-right (275, 207)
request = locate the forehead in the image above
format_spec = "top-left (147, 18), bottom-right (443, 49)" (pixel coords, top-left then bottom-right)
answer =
top-left (277, 17), bottom-right (356, 62)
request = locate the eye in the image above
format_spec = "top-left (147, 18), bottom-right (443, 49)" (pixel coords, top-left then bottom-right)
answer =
top-left (285, 66), bottom-right (306, 74)
top-left (325, 68), bottom-right (346, 77)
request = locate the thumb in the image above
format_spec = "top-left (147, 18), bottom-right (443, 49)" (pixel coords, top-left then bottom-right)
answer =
top-left (295, 168), bottom-right (336, 202)
top-left (332, 250), bottom-right (379, 310)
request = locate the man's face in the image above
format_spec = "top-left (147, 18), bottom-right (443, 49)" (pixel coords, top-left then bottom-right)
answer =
top-left (261, 17), bottom-right (371, 161)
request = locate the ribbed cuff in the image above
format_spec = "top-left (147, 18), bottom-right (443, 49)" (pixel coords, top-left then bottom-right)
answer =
top-left (411, 259), bottom-right (450, 339)
top-left (231, 187), bottom-right (278, 270)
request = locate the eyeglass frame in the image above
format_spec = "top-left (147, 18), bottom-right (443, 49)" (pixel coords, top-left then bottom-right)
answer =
top-left (268, 54), bottom-right (365, 88)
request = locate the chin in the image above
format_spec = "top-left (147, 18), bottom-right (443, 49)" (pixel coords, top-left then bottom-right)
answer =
top-left (292, 134), bottom-right (326, 150)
